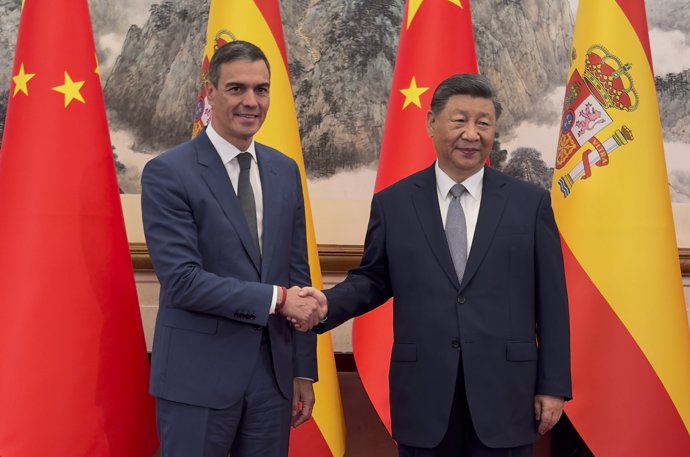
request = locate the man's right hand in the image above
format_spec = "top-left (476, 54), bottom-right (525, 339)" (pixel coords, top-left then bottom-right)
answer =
top-left (297, 287), bottom-right (328, 329)
top-left (278, 286), bottom-right (327, 331)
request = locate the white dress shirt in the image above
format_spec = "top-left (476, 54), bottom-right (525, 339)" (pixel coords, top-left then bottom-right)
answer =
top-left (435, 163), bottom-right (484, 257)
top-left (206, 124), bottom-right (278, 312)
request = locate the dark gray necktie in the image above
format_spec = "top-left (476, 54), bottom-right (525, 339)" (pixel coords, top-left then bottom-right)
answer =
top-left (446, 183), bottom-right (467, 283)
top-left (236, 152), bottom-right (260, 258)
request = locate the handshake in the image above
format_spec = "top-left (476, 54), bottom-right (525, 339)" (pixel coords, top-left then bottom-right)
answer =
top-left (276, 286), bottom-right (327, 331)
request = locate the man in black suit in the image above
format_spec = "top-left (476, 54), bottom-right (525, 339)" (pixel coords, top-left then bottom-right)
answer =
top-left (303, 74), bottom-right (571, 456)
top-left (142, 41), bottom-right (325, 457)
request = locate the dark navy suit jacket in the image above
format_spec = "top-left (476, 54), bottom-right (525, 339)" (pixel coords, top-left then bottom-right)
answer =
top-left (142, 131), bottom-right (316, 409)
top-left (321, 165), bottom-right (571, 448)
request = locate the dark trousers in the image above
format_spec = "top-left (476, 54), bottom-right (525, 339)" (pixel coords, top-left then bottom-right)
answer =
top-left (156, 337), bottom-right (291, 457)
top-left (398, 358), bottom-right (533, 457)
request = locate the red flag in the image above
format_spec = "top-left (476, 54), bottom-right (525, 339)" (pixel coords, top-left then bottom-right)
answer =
top-left (552, 0), bottom-right (690, 454)
top-left (0, 1), bottom-right (158, 455)
top-left (352, 0), bottom-right (478, 432)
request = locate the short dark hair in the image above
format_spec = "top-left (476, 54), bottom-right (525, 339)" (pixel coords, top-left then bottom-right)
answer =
top-left (208, 40), bottom-right (270, 87)
top-left (429, 74), bottom-right (502, 119)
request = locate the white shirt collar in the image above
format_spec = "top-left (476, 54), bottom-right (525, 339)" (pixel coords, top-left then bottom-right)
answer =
top-left (435, 162), bottom-right (484, 201)
top-left (205, 123), bottom-right (257, 164)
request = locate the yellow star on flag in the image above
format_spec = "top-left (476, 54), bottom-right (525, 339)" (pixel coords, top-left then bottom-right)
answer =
top-left (52, 72), bottom-right (85, 107)
top-left (407, 0), bottom-right (424, 29)
top-left (94, 54), bottom-right (100, 76)
top-left (12, 63), bottom-right (36, 97)
top-left (400, 76), bottom-right (429, 110)
top-left (407, 0), bottom-right (462, 29)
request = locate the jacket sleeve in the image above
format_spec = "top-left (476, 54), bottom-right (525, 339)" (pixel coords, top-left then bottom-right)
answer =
top-left (286, 162), bottom-right (318, 380)
top-left (320, 194), bottom-right (393, 332)
top-left (534, 191), bottom-right (572, 399)
top-left (141, 156), bottom-right (274, 326)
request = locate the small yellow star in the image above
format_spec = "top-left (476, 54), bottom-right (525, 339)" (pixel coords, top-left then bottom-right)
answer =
top-left (408, 0), bottom-right (463, 29)
top-left (400, 76), bottom-right (429, 110)
top-left (94, 54), bottom-right (100, 76)
top-left (52, 72), bottom-right (85, 107)
top-left (12, 63), bottom-right (36, 97)
top-left (407, 0), bottom-right (423, 29)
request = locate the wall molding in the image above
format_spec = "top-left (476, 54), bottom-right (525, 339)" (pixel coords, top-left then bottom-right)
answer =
top-left (681, 248), bottom-right (690, 277)
top-left (131, 243), bottom-right (690, 277)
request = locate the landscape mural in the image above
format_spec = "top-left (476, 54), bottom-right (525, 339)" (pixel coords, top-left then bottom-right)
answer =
top-left (1, 0), bottom-right (688, 209)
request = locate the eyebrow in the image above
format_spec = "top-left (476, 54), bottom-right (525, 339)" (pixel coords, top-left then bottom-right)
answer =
top-left (222, 81), bottom-right (270, 89)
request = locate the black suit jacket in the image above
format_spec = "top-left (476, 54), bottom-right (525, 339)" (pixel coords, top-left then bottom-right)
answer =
top-left (322, 165), bottom-right (571, 448)
top-left (142, 132), bottom-right (316, 409)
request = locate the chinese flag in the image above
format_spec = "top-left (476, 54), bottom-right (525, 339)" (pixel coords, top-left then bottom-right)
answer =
top-left (353, 0), bottom-right (478, 433)
top-left (552, 0), bottom-right (690, 454)
top-left (192, 1), bottom-right (346, 456)
top-left (0, 1), bottom-right (158, 456)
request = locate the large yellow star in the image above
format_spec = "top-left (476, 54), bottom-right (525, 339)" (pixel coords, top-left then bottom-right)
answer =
top-left (12, 63), bottom-right (36, 97)
top-left (52, 72), bottom-right (85, 107)
top-left (400, 76), bottom-right (429, 110)
top-left (407, 0), bottom-right (463, 29)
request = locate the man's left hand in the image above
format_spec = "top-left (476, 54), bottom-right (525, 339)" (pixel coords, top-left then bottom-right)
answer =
top-left (292, 378), bottom-right (315, 428)
top-left (534, 394), bottom-right (564, 435)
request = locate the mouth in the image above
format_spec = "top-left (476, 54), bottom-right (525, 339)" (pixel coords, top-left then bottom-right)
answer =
top-left (456, 147), bottom-right (479, 155)
top-left (236, 113), bottom-right (260, 120)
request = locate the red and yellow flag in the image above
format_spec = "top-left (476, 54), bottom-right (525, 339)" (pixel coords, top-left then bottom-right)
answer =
top-left (193, 1), bottom-right (346, 455)
top-left (552, 0), bottom-right (690, 454)
top-left (0, 1), bottom-right (158, 456)
top-left (353, 0), bottom-right (478, 433)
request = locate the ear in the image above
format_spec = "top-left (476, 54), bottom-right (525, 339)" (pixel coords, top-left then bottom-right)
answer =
top-left (205, 80), bottom-right (216, 106)
top-left (426, 111), bottom-right (435, 137)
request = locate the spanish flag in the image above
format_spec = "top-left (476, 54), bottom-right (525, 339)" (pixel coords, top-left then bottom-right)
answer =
top-left (0, 0), bottom-right (158, 455)
top-left (552, 0), bottom-right (690, 454)
top-left (192, 1), bottom-right (346, 455)
top-left (352, 0), bottom-right (478, 433)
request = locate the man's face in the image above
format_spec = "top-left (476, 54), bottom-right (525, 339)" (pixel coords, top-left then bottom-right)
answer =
top-left (426, 94), bottom-right (496, 182)
top-left (206, 59), bottom-right (270, 150)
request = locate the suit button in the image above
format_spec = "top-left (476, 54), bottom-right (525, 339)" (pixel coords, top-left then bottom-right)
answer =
top-left (451, 339), bottom-right (460, 349)
top-left (457, 295), bottom-right (466, 304)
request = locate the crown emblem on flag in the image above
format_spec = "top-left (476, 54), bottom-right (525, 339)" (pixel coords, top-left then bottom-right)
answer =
top-left (192, 29), bottom-right (236, 138)
top-left (583, 44), bottom-right (638, 112)
top-left (555, 43), bottom-right (640, 198)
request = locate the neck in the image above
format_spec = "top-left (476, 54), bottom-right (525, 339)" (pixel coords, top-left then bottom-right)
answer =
top-left (209, 121), bottom-right (252, 151)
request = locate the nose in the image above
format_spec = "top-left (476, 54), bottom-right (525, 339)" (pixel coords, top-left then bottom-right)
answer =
top-left (461, 123), bottom-right (480, 141)
top-left (242, 90), bottom-right (258, 107)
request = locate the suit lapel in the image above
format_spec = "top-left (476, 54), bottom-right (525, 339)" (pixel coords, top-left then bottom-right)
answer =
top-left (411, 165), bottom-right (461, 288)
top-left (256, 144), bottom-right (284, 280)
top-left (461, 167), bottom-right (508, 289)
top-left (195, 132), bottom-right (261, 272)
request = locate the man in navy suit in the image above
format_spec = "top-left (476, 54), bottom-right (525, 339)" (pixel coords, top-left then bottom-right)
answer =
top-left (142, 41), bottom-right (325, 457)
top-left (303, 74), bottom-right (571, 456)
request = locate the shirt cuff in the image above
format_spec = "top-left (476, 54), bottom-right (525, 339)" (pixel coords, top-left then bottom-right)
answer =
top-left (295, 377), bottom-right (315, 382)
top-left (269, 285), bottom-right (277, 314)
